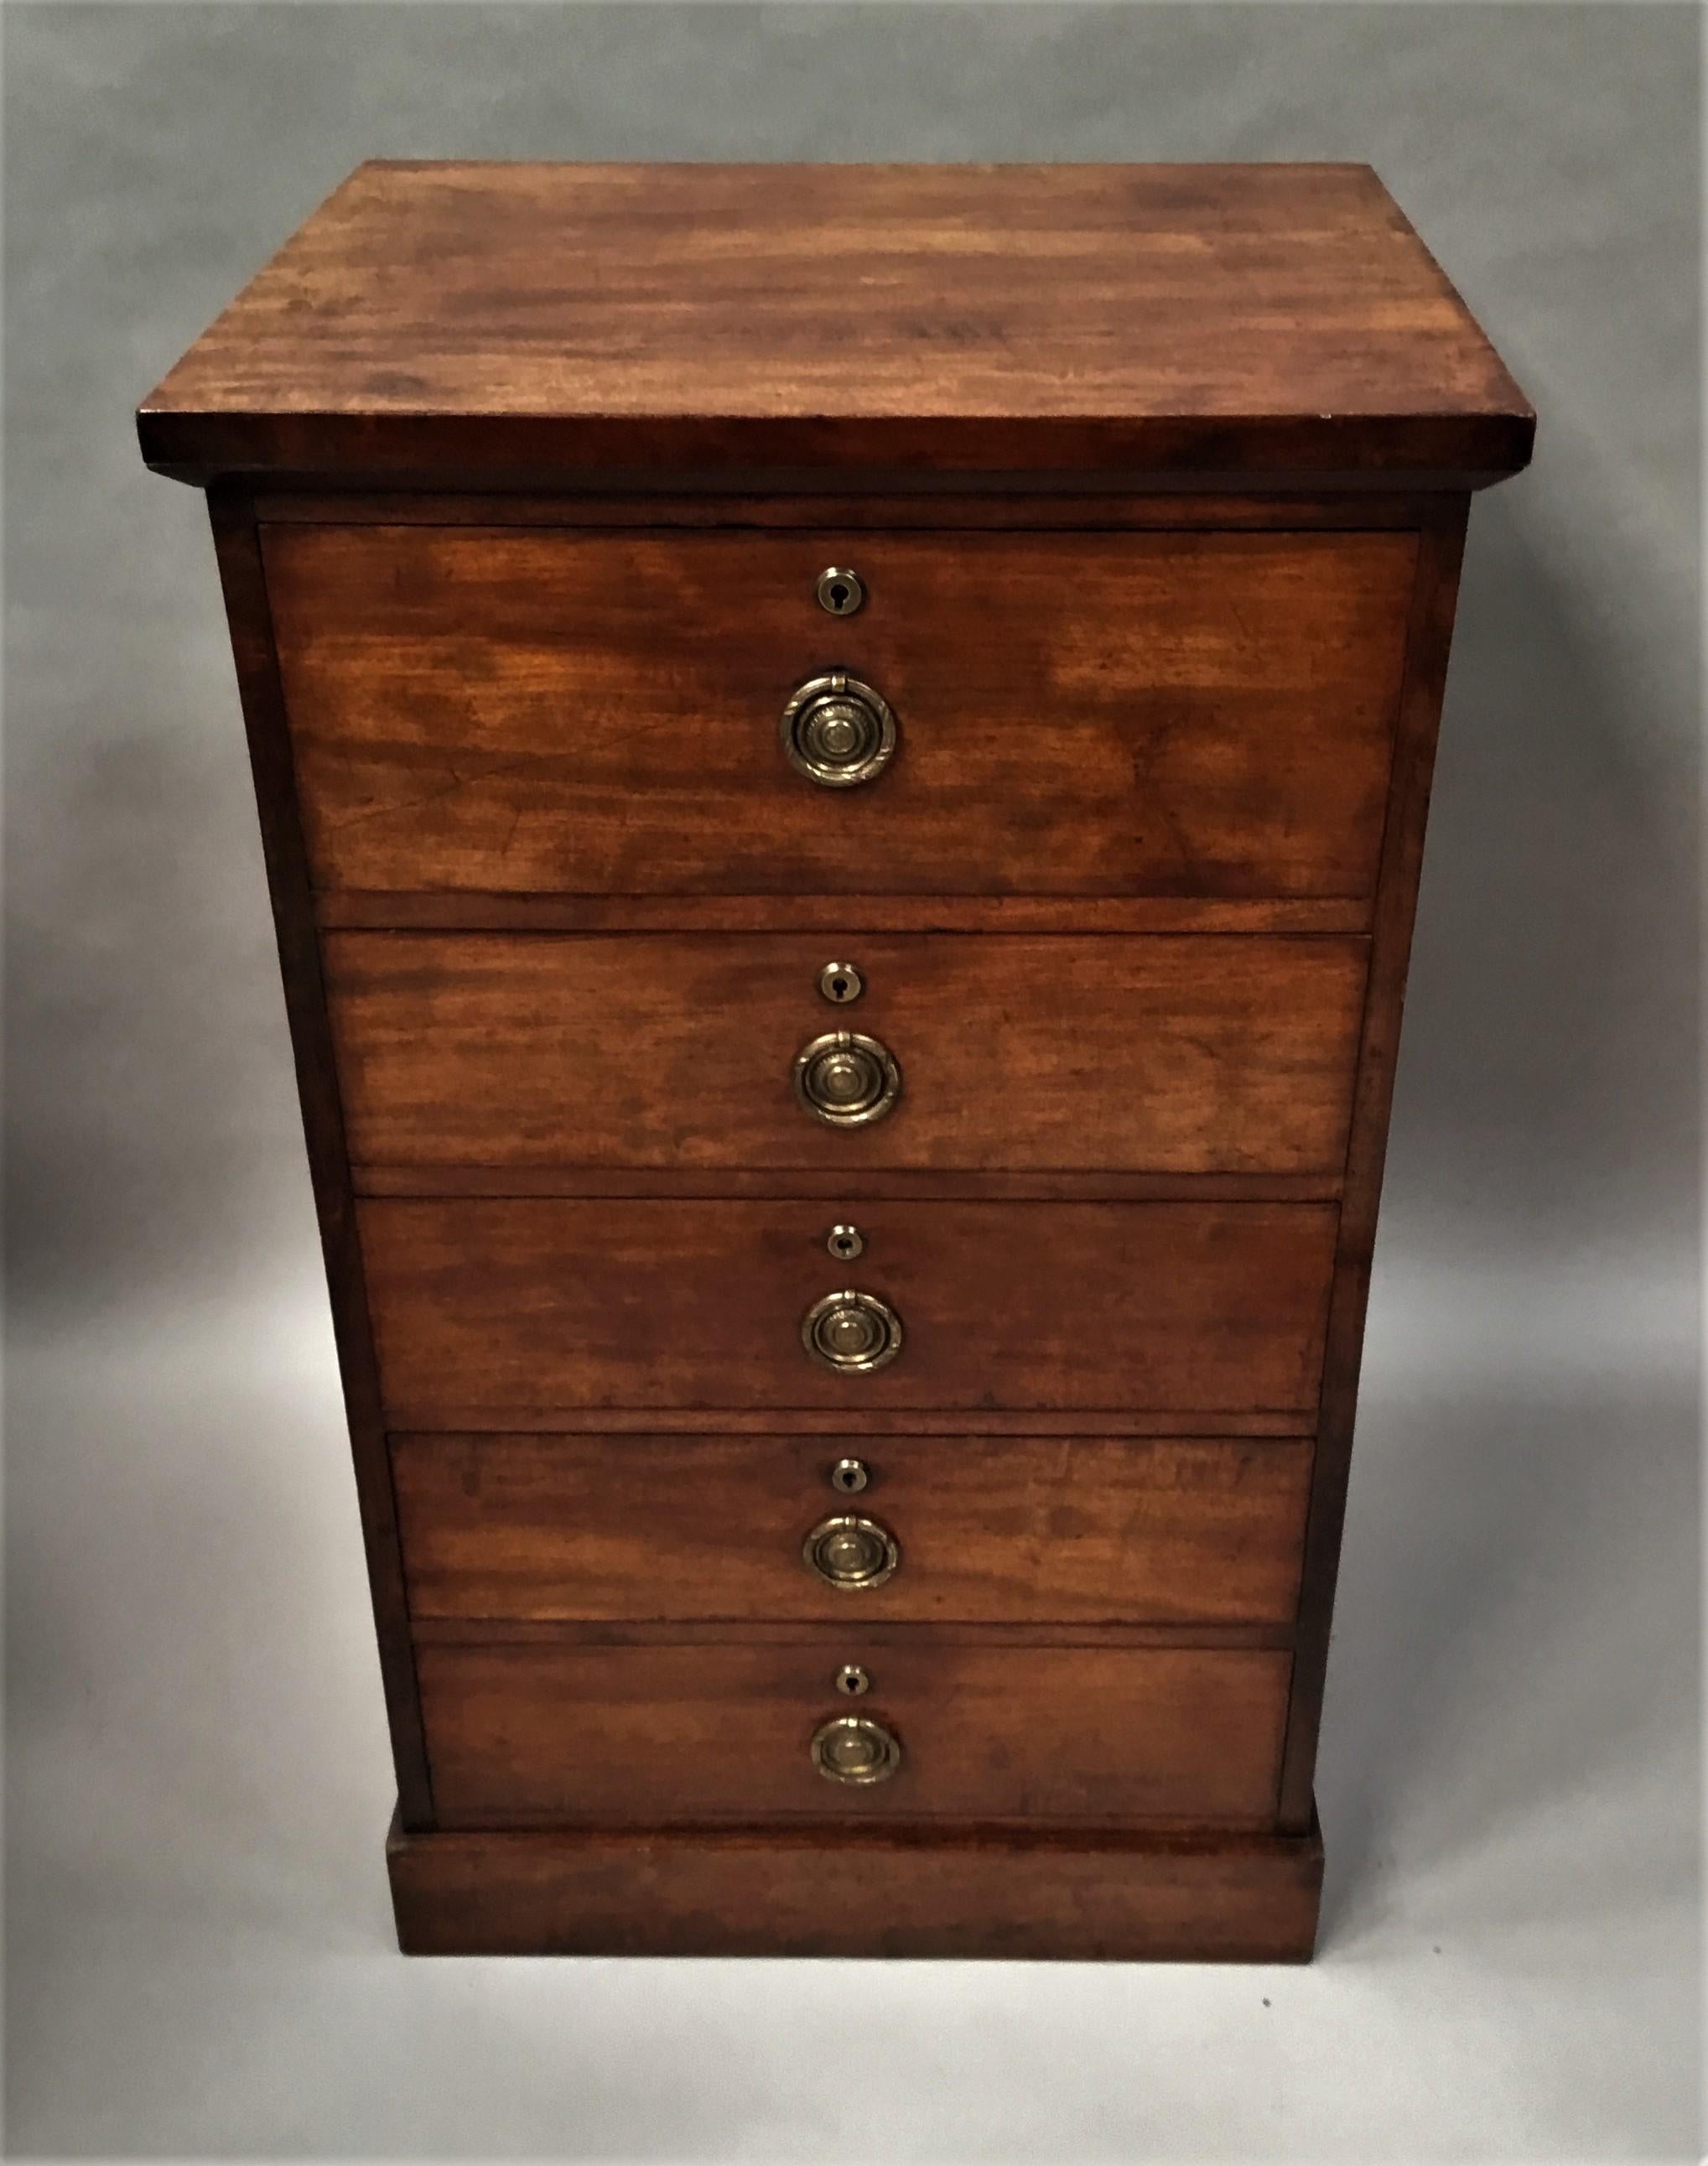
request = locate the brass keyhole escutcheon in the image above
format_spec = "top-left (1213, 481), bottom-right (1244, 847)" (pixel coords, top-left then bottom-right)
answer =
top-left (811, 1712), bottom-right (901, 1786)
top-left (815, 566), bottom-right (865, 617)
top-left (834, 1663), bottom-right (872, 1697)
top-left (829, 1456), bottom-right (870, 1494)
top-left (793, 1032), bottom-right (901, 1128)
top-left (780, 672), bottom-right (896, 787)
top-left (802, 1513), bottom-right (900, 1588)
top-left (802, 1290), bottom-right (904, 1374)
top-left (826, 1223), bottom-right (865, 1262)
top-left (818, 961), bottom-right (863, 1005)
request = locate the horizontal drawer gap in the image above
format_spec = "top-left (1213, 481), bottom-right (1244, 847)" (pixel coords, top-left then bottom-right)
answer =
top-left (436, 1810), bottom-right (1280, 1836)
top-left (384, 1406), bottom-right (1320, 1436)
top-left (390, 1426), bottom-right (1316, 1448)
top-left (353, 1167), bottom-right (1346, 1202)
top-left (382, 1408), bottom-right (1316, 1437)
top-left (319, 893), bottom-right (1375, 936)
top-left (258, 494), bottom-right (1430, 530)
top-left (408, 1618), bottom-right (1296, 1651)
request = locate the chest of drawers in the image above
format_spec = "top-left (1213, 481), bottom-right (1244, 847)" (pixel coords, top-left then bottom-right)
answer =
top-left (140, 160), bottom-right (1531, 1961)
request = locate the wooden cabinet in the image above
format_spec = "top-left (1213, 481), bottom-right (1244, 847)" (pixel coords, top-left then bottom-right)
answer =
top-left (139, 159), bottom-right (1531, 1961)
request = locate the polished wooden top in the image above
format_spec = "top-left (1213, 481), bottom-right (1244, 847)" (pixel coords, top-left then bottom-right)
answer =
top-left (140, 161), bottom-right (1533, 486)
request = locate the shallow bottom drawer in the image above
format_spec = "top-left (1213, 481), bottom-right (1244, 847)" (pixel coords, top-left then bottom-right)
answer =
top-left (417, 1639), bottom-right (1290, 1828)
top-left (394, 1432), bottom-right (1313, 1626)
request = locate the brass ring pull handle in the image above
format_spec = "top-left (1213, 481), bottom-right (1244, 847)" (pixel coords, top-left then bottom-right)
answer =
top-left (781, 672), bottom-right (896, 787)
top-left (802, 1290), bottom-right (904, 1374)
top-left (811, 1713), bottom-right (902, 1786)
top-left (802, 1513), bottom-right (900, 1589)
top-left (792, 1031), bottom-right (901, 1128)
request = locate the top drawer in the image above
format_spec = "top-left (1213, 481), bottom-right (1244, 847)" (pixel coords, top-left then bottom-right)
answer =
top-left (262, 526), bottom-right (1416, 902)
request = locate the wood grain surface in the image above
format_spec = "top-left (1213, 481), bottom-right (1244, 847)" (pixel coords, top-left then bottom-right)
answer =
top-left (319, 891), bottom-right (1373, 937)
top-left (264, 524), bottom-right (1415, 900)
top-left (387, 1813), bottom-right (1323, 1961)
top-left (257, 489), bottom-right (1433, 531)
top-left (414, 1637), bottom-right (1292, 1826)
top-left (1277, 499), bottom-right (1470, 1826)
top-left (148, 158), bottom-right (1535, 1959)
top-left (138, 162), bottom-right (1533, 485)
top-left (205, 493), bottom-right (436, 1828)
top-left (358, 1197), bottom-right (1339, 1419)
top-left (325, 932), bottom-right (1368, 1176)
top-left (390, 1431), bottom-right (1314, 1627)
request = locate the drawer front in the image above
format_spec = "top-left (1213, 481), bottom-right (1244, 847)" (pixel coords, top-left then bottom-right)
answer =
top-left (329, 932), bottom-right (1368, 1176)
top-left (264, 526), bottom-right (1415, 900)
top-left (417, 1639), bottom-right (1291, 1827)
top-left (360, 1198), bottom-right (1337, 1419)
top-left (392, 1432), bottom-right (1313, 1626)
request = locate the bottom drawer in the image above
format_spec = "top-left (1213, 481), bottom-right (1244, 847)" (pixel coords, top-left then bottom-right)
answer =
top-left (417, 1639), bottom-right (1290, 1829)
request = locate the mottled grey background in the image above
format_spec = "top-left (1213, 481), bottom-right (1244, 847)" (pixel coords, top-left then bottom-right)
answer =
top-left (5, 4), bottom-right (1699, 2159)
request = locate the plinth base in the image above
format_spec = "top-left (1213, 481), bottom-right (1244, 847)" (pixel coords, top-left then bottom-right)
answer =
top-left (387, 1810), bottom-right (1323, 1961)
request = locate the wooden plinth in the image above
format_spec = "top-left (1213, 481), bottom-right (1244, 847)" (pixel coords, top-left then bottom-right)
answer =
top-left (386, 1809), bottom-right (1323, 1961)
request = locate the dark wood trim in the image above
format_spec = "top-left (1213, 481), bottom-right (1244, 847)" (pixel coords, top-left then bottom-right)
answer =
top-left (351, 1166), bottom-right (1343, 1204)
top-left (256, 491), bottom-right (1431, 531)
top-left (1275, 496), bottom-right (1471, 1830)
top-left (386, 1807), bottom-right (1324, 1960)
top-left (163, 458), bottom-right (1524, 497)
top-left (315, 892), bottom-right (1374, 937)
top-left (206, 487), bottom-right (435, 1830)
top-left (141, 416), bottom-right (1532, 493)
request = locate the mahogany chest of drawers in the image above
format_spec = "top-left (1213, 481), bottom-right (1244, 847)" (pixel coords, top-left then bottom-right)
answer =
top-left (140, 161), bottom-right (1531, 1961)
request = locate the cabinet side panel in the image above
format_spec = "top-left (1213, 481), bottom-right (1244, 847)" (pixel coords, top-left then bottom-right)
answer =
top-left (1276, 497), bottom-right (1470, 1828)
top-left (206, 486), bottom-right (433, 1827)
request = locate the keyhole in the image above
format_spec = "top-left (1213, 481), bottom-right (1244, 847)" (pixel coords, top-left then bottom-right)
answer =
top-left (818, 961), bottom-right (864, 1005)
top-left (815, 566), bottom-right (864, 616)
top-left (825, 1223), bottom-right (865, 1262)
top-left (831, 1457), bottom-right (870, 1494)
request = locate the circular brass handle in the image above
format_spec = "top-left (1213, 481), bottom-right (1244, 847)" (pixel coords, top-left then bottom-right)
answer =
top-left (793, 1032), bottom-right (901, 1128)
top-left (802, 1290), bottom-right (904, 1374)
top-left (802, 1512), bottom-right (900, 1589)
top-left (811, 1713), bottom-right (902, 1786)
top-left (781, 672), bottom-right (896, 788)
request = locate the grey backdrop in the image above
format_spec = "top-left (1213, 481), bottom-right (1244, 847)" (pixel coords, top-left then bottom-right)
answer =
top-left (6, 5), bottom-right (1699, 2160)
